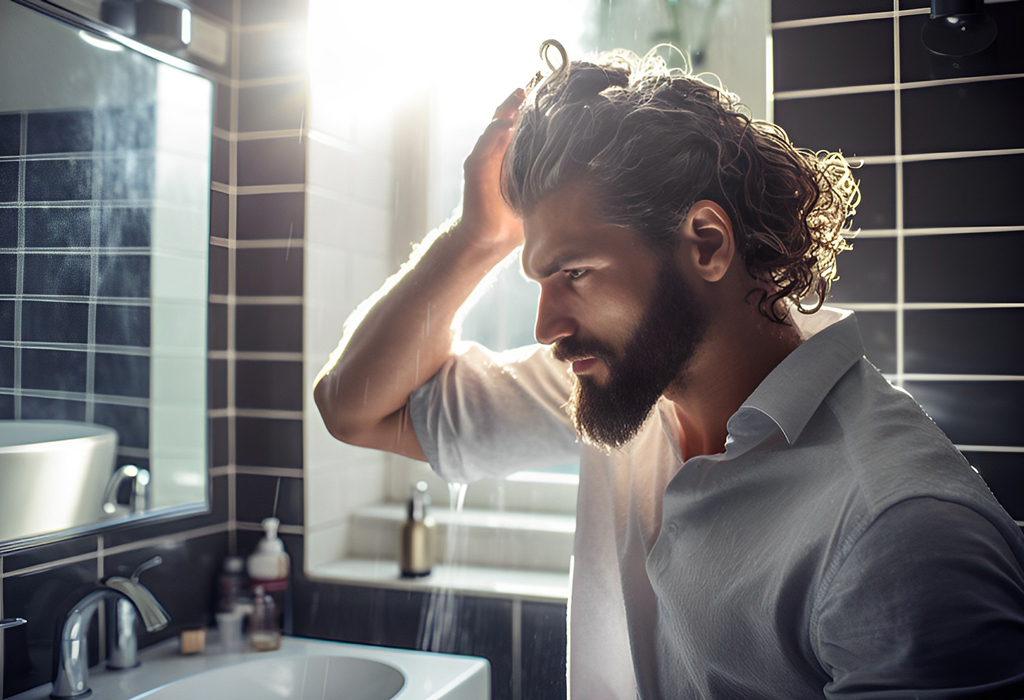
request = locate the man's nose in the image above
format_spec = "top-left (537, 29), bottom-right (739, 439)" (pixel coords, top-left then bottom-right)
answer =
top-left (534, 287), bottom-right (575, 346)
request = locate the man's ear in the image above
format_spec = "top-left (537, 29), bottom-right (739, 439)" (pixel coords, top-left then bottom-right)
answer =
top-left (677, 200), bottom-right (735, 283)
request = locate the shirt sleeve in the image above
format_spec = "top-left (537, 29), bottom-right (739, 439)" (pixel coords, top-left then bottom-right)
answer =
top-left (813, 497), bottom-right (1024, 699)
top-left (409, 341), bottom-right (581, 483)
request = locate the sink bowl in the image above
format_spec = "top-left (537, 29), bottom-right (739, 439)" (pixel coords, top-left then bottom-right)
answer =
top-left (137, 654), bottom-right (405, 700)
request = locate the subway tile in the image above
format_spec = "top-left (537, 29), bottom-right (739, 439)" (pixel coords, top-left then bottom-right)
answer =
top-left (235, 416), bottom-right (303, 469)
top-left (774, 91), bottom-right (894, 157)
top-left (236, 191), bottom-right (305, 241)
top-left (238, 80), bottom-right (307, 133)
top-left (0, 347), bottom-right (13, 387)
top-left (963, 451), bottom-right (1024, 521)
top-left (0, 207), bottom-right (16, 248)
top-left (210, 190), bottom-right (229, 240)
top-left (24, 207), bottom-right (92, 247)
top-left (235, 247), bottom-right (303, 296)
top-left (902, 380), bottom-right (1024, 447)
top-left (23, 253), bottom-right (91, 295)
top-left (209, 358), bottom-right (227, 410)
top-left (899, 4), bottom-right (1024, 83)
top-left (95, 105), bottom-right (156, 152)
top-left (236, 304), bottom-right (302, 352)
top-left (901, 78), bottom-right (1024, 155)
top-left (1, 533), bottom-right (97, 572)
top-left (94, 352), bottom-right (150, 398)
top-left (898, 0), bottom-right (928, 8)
top-left (851, 163), bottom-right (895, 230)
top-left (100, 206), bottom-right (152, 247)
top-left (236, 137), bottom-right (306, 187)
top-left (25, 159), bottom-right (93, 202)
top-left (20, 396), bottom-right (86, 421)
top-left (0, 393), bottom-right (11, 417)
top-left (853, 310), bottom-right (896, 374)
top-left (211, 136), bottom-right (229, 186)
top-left (0, 302), bottom-right (13, 340)
top-left (238, 23), bottom-right (307, 81)
top-left (0, 253), bottom-right (15, 295)
top-left (235, 472), bottom-right (304, 526)
top-left (773, 19), bottom-right (893, 92)
top-left (904, 155), bottom-right (1024, 229)
top-left (98, 253), bottom-right (150, 297)
top-left (904, 308), bottom-right (1024, 375)
top-left (21, 348), bottom-right (87, 393)
top-left (827, 236), bottom-right (896, 304)
top-left (772, 0), bottom-right (892, 22)
top-left (211, 416), bottom-right (228, 467)
top-left (235, 359), bottom-right (303, 411)
top-left (96, 303), bottom-right (151, 346)
top-left (0, 113), bottom-right (20, 156)
top-left (521, 600), bottom-right (568, 700)
top-left (240, 0), bottom-right (308, 25)
top-left (93, 402), bottom-right (149, 449)
top-left (0, 161), bottom-right (18, 201)
top-left (209, 243), bottom-right (228, 296)
top-left (26, 110), bottom-right (93, 154)
top-left (2, 558), bottom-right (99, 696)
top-left (99, 153), bottom-right (155, 201)
top-left (21, 300), bottom-right (89, 343)
top-left (208, 302), bottom-right (227, 351)
top-left (905, 231), bottom-right (1024, 304)
top-left (214, 81), bottom-right (231, 131)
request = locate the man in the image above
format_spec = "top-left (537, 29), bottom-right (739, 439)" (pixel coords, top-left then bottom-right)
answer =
top-left (315, 44), bottom-right (1024, 698)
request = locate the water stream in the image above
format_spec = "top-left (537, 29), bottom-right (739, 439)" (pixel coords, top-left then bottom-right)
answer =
top-left (416, 481), bottom-right (468, 652)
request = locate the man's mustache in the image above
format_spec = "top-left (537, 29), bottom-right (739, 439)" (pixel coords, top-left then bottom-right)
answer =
top-left (553, 336), bottom-right (615, 365)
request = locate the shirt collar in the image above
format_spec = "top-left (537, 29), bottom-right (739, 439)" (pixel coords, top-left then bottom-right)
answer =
top-left (731, 307), bottom-right (864, 445)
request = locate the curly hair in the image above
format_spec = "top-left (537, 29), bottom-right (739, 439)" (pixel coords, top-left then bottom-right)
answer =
top-left (501, 44), bottom-right (860, 323)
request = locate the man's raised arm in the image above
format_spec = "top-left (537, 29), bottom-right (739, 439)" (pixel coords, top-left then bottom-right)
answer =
top-left (313, 89), bottom-right (526, 461)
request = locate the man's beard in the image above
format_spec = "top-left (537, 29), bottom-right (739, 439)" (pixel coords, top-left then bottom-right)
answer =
top-left (557, 262), bottom-right (707, 450)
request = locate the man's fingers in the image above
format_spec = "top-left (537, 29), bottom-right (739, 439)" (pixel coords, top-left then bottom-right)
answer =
top-left (493, 88), bottom-right (526, 120)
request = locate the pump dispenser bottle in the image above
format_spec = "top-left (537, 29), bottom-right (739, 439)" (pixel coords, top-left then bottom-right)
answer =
top-left (400, 481), bottom-right (436, 577)
top-left (247, 517), bottom-right (289, 636)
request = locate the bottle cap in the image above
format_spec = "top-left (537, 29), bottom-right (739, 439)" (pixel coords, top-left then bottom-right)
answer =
top-left (257, 517), bottom-right (284, 554)
top-left (223, 555), bottom-right (244, 573)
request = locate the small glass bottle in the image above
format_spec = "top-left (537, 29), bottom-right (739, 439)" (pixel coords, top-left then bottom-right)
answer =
top-left (249, 584), bottom-right (281, 651)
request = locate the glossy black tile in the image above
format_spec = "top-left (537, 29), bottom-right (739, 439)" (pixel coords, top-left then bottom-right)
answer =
top-left (210, 190), bottom-right (228, 240)
top-left (0, 161), bottom-right (18, 202)
top-left (24, 207), bottom-right (91, 247)
top-left (94, 352), bottom-right (150, 398)
top-left (1, 533), bottom-right (98, 569)
top-left (209, 357), bottom-right (227, 410)
top-left (853, 310), bottom-right (896, 374)
top-left (0, 300), bottom-right (13, 340)
top-left (0, 253), bottom-right (15, 295)
top-left (898, 0), bottom-right (928, 7)
top-left (238, 23), bottom-right (307, 81)
top-left (211, 136), bottom-right (229, 186)
top-left (99, 154), bottom-right (155, 201)
top-left (851, 163), bottom-right (895, 230)
top-left (0, 393), bottom-right (13, 417)
top-left (20, 396), bottom-right (86, 421)
top-left (827, 236), bottom-right (896, 304)
top-left (905, 231), bottom-right (1024, 304)
top-left (0, 113), bottom-right (20, 156)
top-left (238, 81), bottom-right (306, 133)
top-left (774, 91), bottom-right (894, 157)
top-left (2, 558), bottom-right (99, 696)
top-left (899, 4), bottom-right (1024, 83)
top-left (904, 155), bottom-right (1024, 229)
top-left (236, 304), bottom-right (302, 352)
top-left (24, 159), bottom-right (92, 202)
top-left (963, 451), bottom-right (1024, 521)
top-left (96, 303), bottom-right (151, 346)
top-left (773, 0), bottom-right (891, 22)
top-left (21, 300), bottom-right (89, 343)
top-left (236, 137), bottom-right (306, 187)
top-left (100, 207), bottom-right (151, 247)
top-left (20, 348), bottom-right (87, 393)
top-left (93, 402), bottom-right (149, 449)
top-left (521, 600), bottom-right (567, 700)
top-left (773, 19), bottom-right (894, 92)
top-left (98, 254), bottom-right (150, 298)
top-left (236, 191), bottom-right (305, 241)
top-left (235, 359), bottom-right (303, 411)
top-left (211, 416), bottom-right (228, 467)
top-left (208, 302), bottom-right (227, 351)
top-left (26, 110), bottom-right (94, 154)
top-left (235, 473), bottom-right (304, 526)
top-left (901, 78), bottom-right (1024, 155)
top-left (235, 416), bottom-right (303, 469)
top-left (904, 308), bottom-right (1024, 375)
top-left (902, 380), bottom-right (1024, 447)
top-left (235, 247), bottom-right (303, 296)
top-left (23, 253), bottom-right (91, 296)
top-left (0, 347), bottom-right (13, 387)
top-left (0, 207), bottom-right (16, 248)
top-left (209, 243), bottom-right (228, 296)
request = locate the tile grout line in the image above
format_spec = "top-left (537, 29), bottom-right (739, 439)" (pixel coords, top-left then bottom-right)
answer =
top-left (775, 71), bottom-right (1024, 100)
top-left (893, 3), bottom-right (905, 387)
top-left (13, 112), bottom-right (25, 419)
top-left (771, 8), bottom-right (929, 30)
top-left (228, 0), bottom-right (241, 555)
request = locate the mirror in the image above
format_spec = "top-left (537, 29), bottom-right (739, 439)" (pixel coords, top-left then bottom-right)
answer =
top-left (0, 0), bottom-right (212, 548)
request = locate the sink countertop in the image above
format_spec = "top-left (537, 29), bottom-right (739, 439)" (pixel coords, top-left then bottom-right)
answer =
top-left (10, 633), bottom-right (490, 700)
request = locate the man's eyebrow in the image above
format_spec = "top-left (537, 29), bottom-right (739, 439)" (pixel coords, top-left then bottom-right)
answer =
top-left (534, 252), bottom-right (591, 279)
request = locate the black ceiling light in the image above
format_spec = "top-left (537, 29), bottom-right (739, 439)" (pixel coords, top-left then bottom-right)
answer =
top-left (100, 0), bottom-right (192, 52)
top-left (921, 0), bottom-right (998, 57)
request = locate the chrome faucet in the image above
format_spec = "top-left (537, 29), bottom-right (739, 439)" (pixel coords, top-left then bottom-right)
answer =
top-left (102, 464), bottom-right (151, 515)
top-left (52, 556), bottom-right (170, 699)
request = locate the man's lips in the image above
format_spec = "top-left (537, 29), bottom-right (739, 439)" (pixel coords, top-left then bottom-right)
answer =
top-left (570, 358), bottom-right (600, 374)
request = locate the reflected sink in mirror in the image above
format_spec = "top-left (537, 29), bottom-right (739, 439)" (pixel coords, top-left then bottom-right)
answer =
top-left (0, 421), bottom-right (119, 541)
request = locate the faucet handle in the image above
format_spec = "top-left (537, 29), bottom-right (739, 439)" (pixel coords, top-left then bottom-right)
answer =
top-left (0, 617), bottom-right (27, 630)
top-left (131, 555), bottom-right (163, 581)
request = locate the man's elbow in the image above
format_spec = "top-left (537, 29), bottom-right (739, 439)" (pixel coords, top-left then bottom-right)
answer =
top-left (313, 374), bottom-right (360, 445)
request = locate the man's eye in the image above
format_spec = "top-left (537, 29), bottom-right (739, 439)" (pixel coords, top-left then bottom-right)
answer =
top-left (566, 269), bottom-right (586, 280)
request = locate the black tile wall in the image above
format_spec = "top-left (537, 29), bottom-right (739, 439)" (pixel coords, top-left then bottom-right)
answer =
top-left (901, 78), bottom-right (1024, 155)
top-left (905, 309), bottom-right (1024, 375)
top-left (0, 301), bottom-right (13, 340)
top-left (235, 474), bottom-right (304, 527)
top-left (236, 137), bottom-right (306, 186)
top-left (855, 311), bottom-right (897, 374)
top-left (21, 301), bottom-right (89, 343)
top-left (773, 19), bottom-right (893, 92)
top-left (772, 0), bottom-right (891, 22)
top-left (0, 162), bottom-right (18, 202)
top-left (24, 159), bottom-right (93, 202)
top-left (904, 154), bottom-right (1024, 229)
top-left (774, 91), bottom-right (894, 157)
top-left (0, 255), bottom-right (16, 295)
top-left (235, 359), bottom-right (303, 411)
top-left (236, 191), bottom-right (305, 240)
top-left (0, 208), bottom-right (16, 247)
top-left (964, 451), bottom-right (1024, 521)
top-left (235, 416), bottom-right (303, 469)
top-left (905, 231), bottom-right (1024, 303)
top-left (903, 380), bottom-right (1024, 447)
top-left (851, 163), bottom-right (896, 230)
top-left (827, 236), bottom-right (896, 303)
top-left (235, 247), bottom-right (304, 296)
top-left (26, 111), bottom-right (94, 154)
top-left (238, 81), bottom-right (306, 133)
top-left (0, 115), bottom-right (19, 156)
top-left (95, 303), bottom-right (150, 346)
top-left (236, 304), bottom-right (302, 352)
top-left (24, 207), bottom-right (91, 247)
top-left (522, 601), bottom-right (568, 700)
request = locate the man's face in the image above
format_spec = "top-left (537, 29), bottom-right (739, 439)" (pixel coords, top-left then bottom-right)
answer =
top-left (522, 181), bottom-right (709, 450)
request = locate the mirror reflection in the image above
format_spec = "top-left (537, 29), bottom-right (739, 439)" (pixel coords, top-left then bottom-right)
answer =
top-left (0, 0), bottom-right (212, 546)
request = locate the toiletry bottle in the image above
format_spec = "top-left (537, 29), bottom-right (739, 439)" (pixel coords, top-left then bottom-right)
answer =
top-left (400, 481), bottom-right (436, 577)
top-left (247, 517), bottom-right (290, 633)
top-left (249, 585), bottom-right (282, 651)
top-left (217, 555), bottom-right (248, 613)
